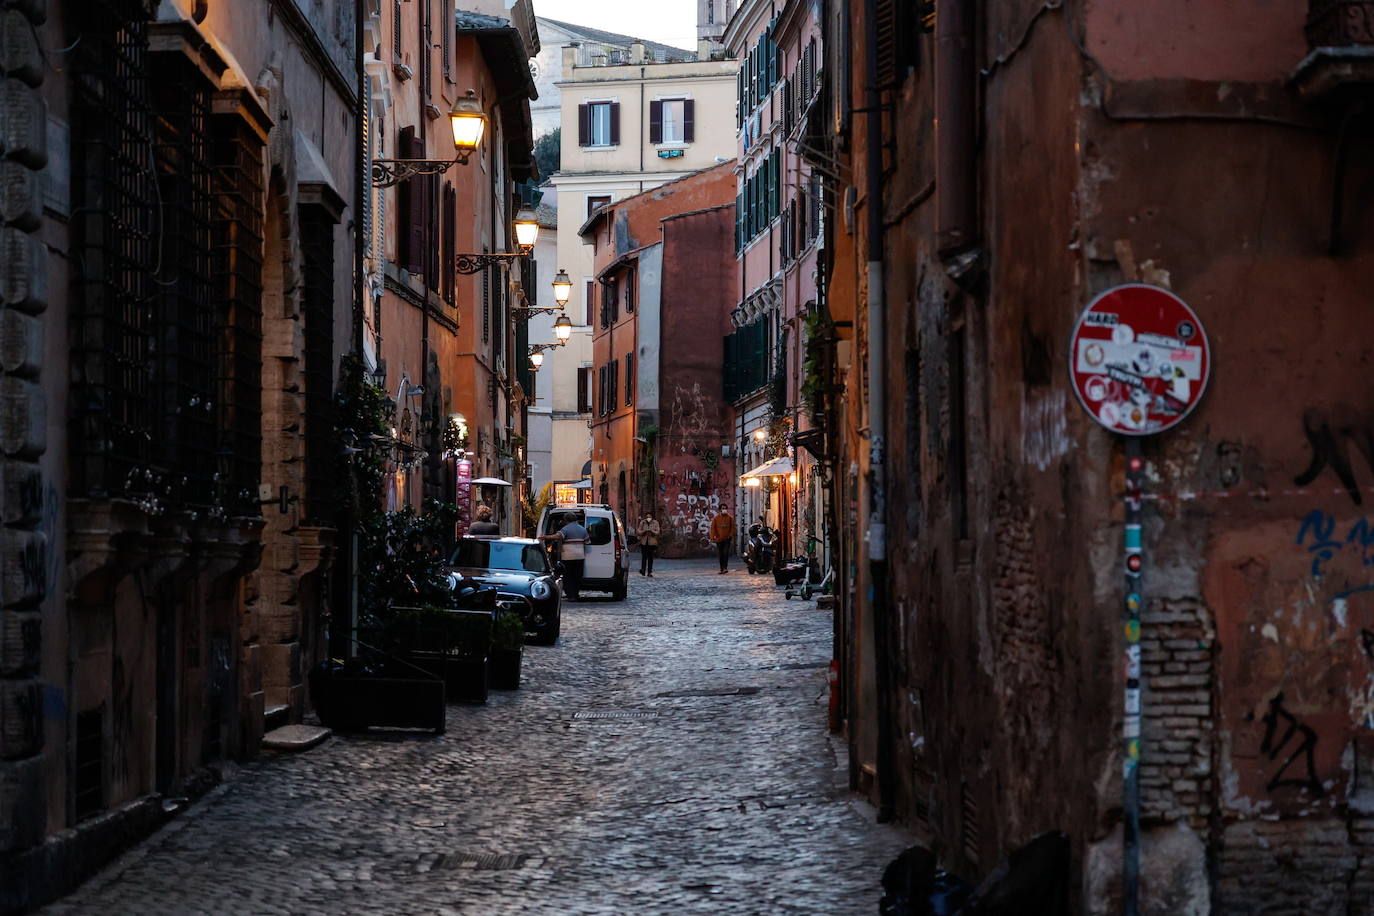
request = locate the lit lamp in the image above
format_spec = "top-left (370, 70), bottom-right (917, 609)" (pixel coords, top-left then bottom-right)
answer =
top-left (743, 477), bottom-right (762, 488)
top-left (449, 90), bottom-right (487, 163)
top-left (529, 351), bottom-right (545, 370)
top-left (554, 314), bottom-right (573, 342)
top-left (552, 269), bottom-right (573, 306)
top-left (514, 208), bottom-right (540, 252)
top-left (753, 429), bottom-right (766, 441)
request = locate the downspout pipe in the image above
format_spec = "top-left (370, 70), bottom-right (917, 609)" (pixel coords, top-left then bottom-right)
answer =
top-left (863, 0), bottom-right (895, 823)
top-left (936, 0), bottom-right (975, 254)
top-left (355, 0), bottom-right (367, 359)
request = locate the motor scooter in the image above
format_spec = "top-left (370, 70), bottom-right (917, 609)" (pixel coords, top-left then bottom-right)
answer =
top-left (744, 525), bottom-right (777, 574)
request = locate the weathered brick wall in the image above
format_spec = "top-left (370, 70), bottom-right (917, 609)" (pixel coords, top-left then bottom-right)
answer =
top-left (1139, 597), bottom-right (1213, 828)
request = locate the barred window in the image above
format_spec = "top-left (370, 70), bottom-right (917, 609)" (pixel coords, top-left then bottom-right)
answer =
top-left (69, 2), bottom-right (157, 501)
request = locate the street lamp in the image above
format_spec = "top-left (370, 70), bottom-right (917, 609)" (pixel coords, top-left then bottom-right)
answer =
top-left (552, 269), bottom-right (573, 306)
top-left (514, 208), bottom-right (540, 253)
top-left (455, 204), bottom-right (543, 274)
top-left (554, 314), bottom-right (573, 341)
top-left (529, 351), bottom-right (545, 370)
top-left (449, 90), bottom-right (487, 160)
top-left (372, 90), bottom-right (487, 187)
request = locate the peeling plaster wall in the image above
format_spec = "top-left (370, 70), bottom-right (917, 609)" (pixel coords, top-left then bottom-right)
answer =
top-left (846, 0), bottom-right (1374, 911)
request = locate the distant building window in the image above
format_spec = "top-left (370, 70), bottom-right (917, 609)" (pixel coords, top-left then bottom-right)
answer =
top-left (650, 98), bottom-right (695, 144)
top-left (708, 0), bottom-right (714, 24)
top-left (578, 101), bottom-right (619, 146)
top-left (662, 99), bottom-right (685, 142)
top-left (586, 195), bottom-right (610, 218)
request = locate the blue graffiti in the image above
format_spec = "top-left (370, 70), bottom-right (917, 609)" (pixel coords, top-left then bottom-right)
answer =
top-left (1297, 510), bottom-right (1374, 577)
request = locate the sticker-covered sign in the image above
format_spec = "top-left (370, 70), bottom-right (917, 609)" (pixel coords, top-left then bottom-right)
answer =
top-left (1069, 284), bottom-right (1211, 436)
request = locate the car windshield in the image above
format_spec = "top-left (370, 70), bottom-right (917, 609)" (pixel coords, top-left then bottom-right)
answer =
top-left (449, 540), bottom-right (549, 574)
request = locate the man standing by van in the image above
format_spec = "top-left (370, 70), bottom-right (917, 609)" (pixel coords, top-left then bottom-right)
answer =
top-left (709, 506), bottom-right (735, 574)
top-left (552, 517), bottom-right (589, 600)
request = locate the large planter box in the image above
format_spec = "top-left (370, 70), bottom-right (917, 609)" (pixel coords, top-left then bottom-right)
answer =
top-left (489, 647), bottom-right (522, 690)
top-left (368, 607), bottom-right (496, 704)
top-left (309, 664), bottom-right (446, 734)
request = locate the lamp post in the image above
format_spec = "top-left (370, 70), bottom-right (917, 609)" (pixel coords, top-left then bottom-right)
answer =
top-left (513, 208), bottom-right (540, 253)
top-left (552, 269), bottom-right (573, 306)
top-left (371, 89), bottom-right (487, 187)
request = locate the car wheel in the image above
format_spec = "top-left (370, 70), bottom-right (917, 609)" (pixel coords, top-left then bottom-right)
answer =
top-left (612, 573), bottom-right (628, 601)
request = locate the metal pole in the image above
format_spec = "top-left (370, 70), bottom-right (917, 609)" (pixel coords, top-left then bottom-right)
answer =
top-left (863, 0), bottom-right (894, 823)
top-left (1123, 437), bottom-right (1144, 916)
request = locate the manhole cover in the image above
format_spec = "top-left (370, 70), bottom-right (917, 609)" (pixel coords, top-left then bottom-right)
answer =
top-left (571, 710), bottom-right (660, 720)
top-left (657, 686), bottom-right (761, 698)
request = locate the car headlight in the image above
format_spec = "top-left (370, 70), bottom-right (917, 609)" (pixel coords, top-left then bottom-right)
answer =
top-left (531, 579), bottom-right (552, 600)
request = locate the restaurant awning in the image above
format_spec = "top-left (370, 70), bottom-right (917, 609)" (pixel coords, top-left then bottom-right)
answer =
top-left (471, 477), bottom-right (513, 486)
top-left (740, 456), bottom-right (795, 479)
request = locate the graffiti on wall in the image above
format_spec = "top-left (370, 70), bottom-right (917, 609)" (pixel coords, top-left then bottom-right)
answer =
top-left (1294, 407), bottom-right (1374, 505)
top-left (1259, 692), bottom-right (1325, 796)
top-left (1296, 509), bottom-right (1374, 578)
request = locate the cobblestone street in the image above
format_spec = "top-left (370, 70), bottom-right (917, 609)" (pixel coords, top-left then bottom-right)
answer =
top-left (45, 560), bottom-right (910, 915)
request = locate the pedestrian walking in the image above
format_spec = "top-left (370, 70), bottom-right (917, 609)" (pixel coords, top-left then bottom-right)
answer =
top-left (543, 517), bottom-right (589, 600)
top-left (638, 513), bottom-right (661, 577)
top-left (467, 505), bottom-right (500, 536)
top-left (709, 507), bottom-right (735, 574)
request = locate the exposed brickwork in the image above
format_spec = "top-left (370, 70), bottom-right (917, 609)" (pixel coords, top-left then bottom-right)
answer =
top-left (1139, 598), bottom-right (1213, 828)
top-left (1215, 818), bottom-right (1363, 916)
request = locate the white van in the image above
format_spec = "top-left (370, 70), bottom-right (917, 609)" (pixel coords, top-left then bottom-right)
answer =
top-left (537, 504), bottom-right (630, 600)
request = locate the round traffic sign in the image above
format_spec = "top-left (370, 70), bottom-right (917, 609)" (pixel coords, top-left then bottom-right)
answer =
top-left (1069, 284), bottom-right (1211, 436)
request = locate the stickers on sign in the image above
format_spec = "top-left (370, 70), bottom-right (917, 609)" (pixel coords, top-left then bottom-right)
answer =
top-left (1069, 285), bottom-right (1211, 437)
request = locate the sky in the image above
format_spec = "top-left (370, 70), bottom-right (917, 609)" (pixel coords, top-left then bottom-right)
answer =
top-left (533, 0), bottom-right (699, 52)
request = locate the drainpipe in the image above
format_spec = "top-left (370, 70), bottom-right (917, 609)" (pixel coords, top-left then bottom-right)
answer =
top-left (863, 0), bottom-right (894, 822)
top-left (419, 0), bottom-right (433, 507)
top-left (935, 0), bottom-right (974, 254)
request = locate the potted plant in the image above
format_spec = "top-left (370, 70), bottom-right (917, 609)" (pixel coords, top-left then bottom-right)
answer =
top-left (386, 605), bottom-right (494, 705)
top-left (489, 608), bottom-right (525, 690)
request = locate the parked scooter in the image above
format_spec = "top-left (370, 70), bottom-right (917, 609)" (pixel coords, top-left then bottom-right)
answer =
top-left (744, 524), bottom-right (777, 575)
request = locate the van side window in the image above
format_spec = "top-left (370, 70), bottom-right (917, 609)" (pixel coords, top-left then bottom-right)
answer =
top-left (586, 517), bottom-right (612, 546)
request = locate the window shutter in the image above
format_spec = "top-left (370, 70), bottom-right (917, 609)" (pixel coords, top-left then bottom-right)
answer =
top-left (578, 103), bottom-right (590, 146)
top-left (683, 99), bottom-right (694, 143)
top-left (649, 100), bottom-right (662, 144)
top-left (393, 0), bottom-right (402, 61)
top-left (362, 92), bottom-right (372, 255)
top-left (625, 270), bottom-right (635, 312)
top-left (625, 353), bottom-right (633, 405)
top-left (876, 0), bottom-right (896, 88)
top-left (736, 68), bottom-right (744, 126)
top-left (482, 263), bottom-right (490, 342)
top-left (578, 367), bottom-right (588, 413)
top-left (598, 365), bottom-right (607, 415)
top-left (609, 103), bottom-right (620, 145)
top-left (735, 191), bottom-right (743, 252)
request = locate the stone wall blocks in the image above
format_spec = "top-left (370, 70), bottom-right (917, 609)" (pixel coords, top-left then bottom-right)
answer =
top-left (0, 226), bottom-right (45, 311)
top-left (0, 12), bottom-right (42, 88)
top-left (0, 160), bottom-right (40, 229)
top-left (0, 609), bottom-right (39, 675)
top-left (1, 459), bottom-right (42, 525)
top-left (0, 527), bottom-right (45, 606)
top-left (0, 754), bottom-right (45, 853)
top-left (0, 308), bottom-right (41, 375)
top-left (0, 375), bottom-right (43, 457)
top-left (0, 78), bottom-right (45, 168)
top-left (0, 679), bottom-right (41, 758)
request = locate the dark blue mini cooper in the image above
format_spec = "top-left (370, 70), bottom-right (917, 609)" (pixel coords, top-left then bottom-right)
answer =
top-left (446, 537), bottom-right (562, 645)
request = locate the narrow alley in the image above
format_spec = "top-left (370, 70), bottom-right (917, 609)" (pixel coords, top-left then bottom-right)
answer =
top-left (42, 563), bottom-right (909, 915)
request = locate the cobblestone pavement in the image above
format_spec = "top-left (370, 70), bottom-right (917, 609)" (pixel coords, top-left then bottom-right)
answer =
top-left (46, 559), bottom-right (911, 915)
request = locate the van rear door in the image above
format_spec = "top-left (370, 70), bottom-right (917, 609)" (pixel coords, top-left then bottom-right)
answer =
top-left (582, 514), bottom-right (614, 580)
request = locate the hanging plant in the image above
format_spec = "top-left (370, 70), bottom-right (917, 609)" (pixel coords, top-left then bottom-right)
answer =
top-left (800, 308), bottom-right (835, 422)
